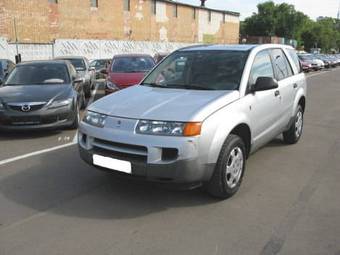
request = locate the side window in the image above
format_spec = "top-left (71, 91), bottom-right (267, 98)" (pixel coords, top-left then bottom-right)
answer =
top-left (287, 49), bottom-right (302, 73)
top-left (248, 50), bottom-right (274, 89)
top-left (270, 49), bottom-right (293, 80)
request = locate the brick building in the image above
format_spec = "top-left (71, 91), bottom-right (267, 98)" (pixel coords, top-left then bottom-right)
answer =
top-left (0, 0), bottom-right (240, 44)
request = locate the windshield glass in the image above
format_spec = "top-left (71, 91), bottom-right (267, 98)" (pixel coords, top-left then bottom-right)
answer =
top-left (5, 64), bottom-right (70, 85)
top-left (141, 50), bottom-right (248, 90)
top-left (64, 59), bottom-right (86, 71)
top-left (299, 55), bottom-right (312, 61)
top-left (111, 56), bottom-right (155, 73)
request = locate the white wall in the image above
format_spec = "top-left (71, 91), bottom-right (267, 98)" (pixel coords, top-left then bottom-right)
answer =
top-left (0, 38), bottom-right (195, 62)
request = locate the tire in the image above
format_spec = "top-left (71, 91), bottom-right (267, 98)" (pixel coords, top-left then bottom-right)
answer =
top-left (69, 102), bottom-right (80, 130)
top-left (283, 105), bottom-right (304, 144)
top-left (204, 134), bottom-right (246, 199)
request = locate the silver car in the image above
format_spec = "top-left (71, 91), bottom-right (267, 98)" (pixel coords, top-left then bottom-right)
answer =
top-left (78, 44), bottom-right (306, 199)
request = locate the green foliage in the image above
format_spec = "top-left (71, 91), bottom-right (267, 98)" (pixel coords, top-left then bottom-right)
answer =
top-left (242, 1), bottom-right (340, 52)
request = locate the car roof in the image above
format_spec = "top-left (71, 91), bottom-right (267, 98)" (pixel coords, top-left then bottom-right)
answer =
top-left (113, 54), bottom-right (153, 58)
top-left (55, 56), bottom-right (85, 60)
top-left (178, 44), bottom-right (294, 52)
top-left (16, 60), bottom-right (69, 66)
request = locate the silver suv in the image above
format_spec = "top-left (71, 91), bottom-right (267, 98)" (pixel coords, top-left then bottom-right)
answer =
top-left (78, 44), bottom-right (306, 199)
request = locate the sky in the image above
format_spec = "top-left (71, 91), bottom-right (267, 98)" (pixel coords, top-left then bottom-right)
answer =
top-left (176, 0), bottom-right (340, 20)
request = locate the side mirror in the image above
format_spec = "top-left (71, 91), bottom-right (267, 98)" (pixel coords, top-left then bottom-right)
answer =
top-left (100, 68), bottom-right (108, 75)
top-left (89, 67), bottom-right (96, 72)
top-left (251, 77), bottom-right (278, 93)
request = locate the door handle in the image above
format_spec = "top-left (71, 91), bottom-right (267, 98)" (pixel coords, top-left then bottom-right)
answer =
top-left (293, 83), bottom-right (298, 89)
top-left (274, 90), bottom-right (280, 97)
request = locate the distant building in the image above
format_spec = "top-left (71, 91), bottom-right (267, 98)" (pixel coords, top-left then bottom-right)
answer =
top-left (0, 0), bottom-right (240, 44)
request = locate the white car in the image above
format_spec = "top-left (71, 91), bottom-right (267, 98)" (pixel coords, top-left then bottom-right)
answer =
top-left (78, 44), bottom-right (307, 199)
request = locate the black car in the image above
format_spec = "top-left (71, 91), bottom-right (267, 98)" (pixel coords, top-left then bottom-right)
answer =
top-left (89, 59), bottom-right (111, 79)
top-left (0, 59), bottom-right (15, 83)
top-left (0, 60), bottom-right (85, 130)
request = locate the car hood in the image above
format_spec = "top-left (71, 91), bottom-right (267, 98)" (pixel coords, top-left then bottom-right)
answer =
top-left (89, 85), bottom-right (240, 122)
top-left (108, 72), bottom-right (147, 89)
top-left (0, 84), bottom-right (71, 103)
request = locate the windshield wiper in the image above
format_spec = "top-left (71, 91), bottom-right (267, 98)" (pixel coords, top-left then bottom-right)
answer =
top-left (141, 82), bottom-right (168, 88)
top-left (167, 84), bottom-right (213, 90)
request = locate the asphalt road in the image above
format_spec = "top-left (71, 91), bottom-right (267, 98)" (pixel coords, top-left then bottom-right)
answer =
top-left (0, 70), bottom-right (340, 255)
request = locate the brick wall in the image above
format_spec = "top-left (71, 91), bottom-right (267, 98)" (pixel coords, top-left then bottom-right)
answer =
top-left (0, 0), bottom-right (240, 44)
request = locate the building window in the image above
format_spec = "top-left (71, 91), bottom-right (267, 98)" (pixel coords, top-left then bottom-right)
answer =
top-left (124, 0), bottom-right (130, 11)
top-left (193, 8), bottom-right (196, 20)
top-left (223, 14), bottom-right (226, 23)
top-left (90, 0), bottom-right (98, 8)
top-left (173, 4), bottom-right (178, 18)
top-left (208, 11), bottom-right (212, 22)
top-left (48, 0), bottom-right (58, 3)
top-left (151, 0), bottom-right (156, 15)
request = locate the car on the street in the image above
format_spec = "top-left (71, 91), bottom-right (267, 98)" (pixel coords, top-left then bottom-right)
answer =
top-left (56, 56), bottom-right (96, 98)
top-left (298, 54), bottom-right (324, 71)
top-left (0, 59), bottom-right (15, 83)
top-left (0, 60), bottom-right (85, 130)
top-left (78, 44), bottom-right (307, 199)
top-left (299, 60), bottom-right (312, 72)
top-left (314, 54), bottom-right (332, 68)
top-left (89, 58), bottom-right (111, 79)
top-left (101, 54), bottom-right (155, 94)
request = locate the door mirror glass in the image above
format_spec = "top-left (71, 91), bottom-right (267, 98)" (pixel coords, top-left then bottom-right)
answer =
top-left (252, 77), bottom-right (278, 92)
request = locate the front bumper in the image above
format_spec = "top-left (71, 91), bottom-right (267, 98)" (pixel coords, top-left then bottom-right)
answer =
top-left (0, 106), bottom-right (75, 131)
top-left (78, 119), bottom-right (215, 184)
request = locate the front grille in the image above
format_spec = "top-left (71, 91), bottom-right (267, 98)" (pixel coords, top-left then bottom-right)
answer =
top-left (92, 138), bottom-right (148, 163)
top-left (7, 102), bottom-right (46, 112)
top-left (10, 116), bottom-right (41, 125)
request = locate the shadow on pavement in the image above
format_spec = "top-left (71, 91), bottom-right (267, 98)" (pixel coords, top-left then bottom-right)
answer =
top-left (0, 146), bottom-right (218, 221)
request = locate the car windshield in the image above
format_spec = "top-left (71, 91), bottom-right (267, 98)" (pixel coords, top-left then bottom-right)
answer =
top-left (5, 64), bottom-right (70, 85)
top-left (141, 50), bottom-right (248, 91)
top-left (64, 58), bottom-right (86, 71)
top-left (299, 55), bottom-right (313, 61)
top-left (111, 56), bottom-right (155, 73)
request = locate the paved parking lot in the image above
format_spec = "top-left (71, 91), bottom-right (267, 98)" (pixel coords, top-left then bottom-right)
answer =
top-left (1, 69), bottom-right (340, 255)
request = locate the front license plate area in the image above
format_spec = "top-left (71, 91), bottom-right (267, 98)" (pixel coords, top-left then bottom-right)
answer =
top-left (93, 154), bottom-right (132, 174)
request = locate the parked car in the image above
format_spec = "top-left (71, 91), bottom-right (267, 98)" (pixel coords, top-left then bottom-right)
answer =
top-left (0, 59), bottom-right (15, 83)
top-left (78, 44), bottom-right (307, 199)
top-left (0, 60), bottom-right (85, 130)
top-left (299, 60), bottom-right (312, 72)
top-left (154, 52), bottom-right (169, 64)
top-left (298, 54), bottom-right (324, 71)
top-left (56, 56), bottom-right (95, 98)
top-left (89, 59), bottom-right (111, 79)
top-left (314, 54), bottom-right (332, 68)
top-left (102, 54), bottom-right (155, 94)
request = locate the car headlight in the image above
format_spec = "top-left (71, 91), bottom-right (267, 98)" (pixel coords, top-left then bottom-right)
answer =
top-left (48, 98), bottom-right (72, 109)
top-left (106, 80), bottom-right (119, 90)
top-left (136, 120), bottom-right (202, 136)
top-left (83, 111), bottom-right (107, 128)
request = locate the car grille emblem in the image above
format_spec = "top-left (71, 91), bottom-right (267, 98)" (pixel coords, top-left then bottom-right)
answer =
top-left (21, 104), bottom-right (31, 112)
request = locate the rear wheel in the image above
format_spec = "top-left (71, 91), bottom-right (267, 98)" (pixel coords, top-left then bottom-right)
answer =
top-left (283, 105), bottom-right (304, 144)
top-left (204, 134), bottom-right (246, 199)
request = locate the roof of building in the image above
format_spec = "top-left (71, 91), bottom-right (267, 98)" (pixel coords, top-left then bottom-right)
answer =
top-left (158, 0), bottom-right (240, 17)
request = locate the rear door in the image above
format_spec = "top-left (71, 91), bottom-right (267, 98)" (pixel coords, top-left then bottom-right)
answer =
top-left (270, 48), bottom-right (295, 128)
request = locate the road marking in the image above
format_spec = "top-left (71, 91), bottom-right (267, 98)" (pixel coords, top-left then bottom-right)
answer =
top-left (0, 142), bottom-right (76, 167)
top-left (306, 69), bottom-right (337, 78)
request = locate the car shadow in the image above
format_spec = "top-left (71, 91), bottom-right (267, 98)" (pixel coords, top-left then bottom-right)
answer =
top-left (0, 129), bottom-right (63, 141)
top-left (0, 146), bottom-right (218, 221)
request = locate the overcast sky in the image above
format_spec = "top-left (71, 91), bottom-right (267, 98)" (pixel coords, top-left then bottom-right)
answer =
top-left (176, 0), bottom-right (340, 20)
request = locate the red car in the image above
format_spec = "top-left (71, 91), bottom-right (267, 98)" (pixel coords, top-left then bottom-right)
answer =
top-left (103, 54), bottom-right (155, 94)
top-left (299, 60), bottom-right (312, 73)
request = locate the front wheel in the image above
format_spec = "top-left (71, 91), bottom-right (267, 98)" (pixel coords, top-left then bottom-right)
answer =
top-left (69, 102), bottom-right (80, 130)
top-left (204, 134), bottom-right (246, 199)
top-left (283, 105), bottom-right (304, 144)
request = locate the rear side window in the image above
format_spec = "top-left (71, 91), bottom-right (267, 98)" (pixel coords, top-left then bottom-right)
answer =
top-left (287, 49), bottom-right (302, 73)
top-left (270, 49), bottom-right (293, 80)
top-left (248, 50), bottom-right (274, 88)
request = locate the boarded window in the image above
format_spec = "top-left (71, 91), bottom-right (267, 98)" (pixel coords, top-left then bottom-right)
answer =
top-left (173, 5), bottom-right (178, 17)
top-left (151, 0), bottom-right (156, 15)
top-left (124, 0), bottom-right (130, 11)
top-left (90, 0), bottom-right (98, 8)
top-left (208, 11), bottom-right (212, 22)
top-left (193, 8), bottom-right (196, 20)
